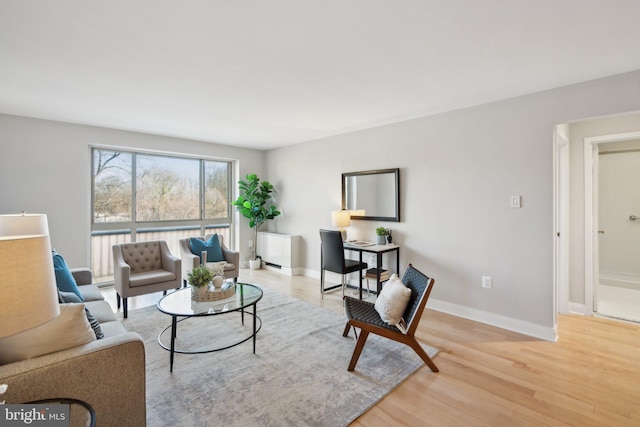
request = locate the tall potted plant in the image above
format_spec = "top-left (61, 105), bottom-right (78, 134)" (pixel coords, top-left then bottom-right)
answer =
top-left (232, 173), bottom-right (281, 269)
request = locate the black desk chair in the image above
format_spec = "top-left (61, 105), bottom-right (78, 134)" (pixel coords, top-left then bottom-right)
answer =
top-left (319, 229), bottom-right (368, 299)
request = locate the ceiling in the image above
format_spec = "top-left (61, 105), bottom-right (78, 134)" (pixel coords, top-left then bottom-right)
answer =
top-left (1, 1), bottom-right (640, 150)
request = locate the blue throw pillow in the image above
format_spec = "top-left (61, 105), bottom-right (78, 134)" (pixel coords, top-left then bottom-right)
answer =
top-left (190, 235), bottom-right (224, 263)
top-left (52, 251), bottom-right (84, 301)
top-left (58, 290), bottom-right (82, 304)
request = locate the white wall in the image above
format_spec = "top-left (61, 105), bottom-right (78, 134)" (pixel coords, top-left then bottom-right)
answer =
top-left (0, 114), bottom-right (264, 268)
top-left (266, 70), bottom-right (640, 339)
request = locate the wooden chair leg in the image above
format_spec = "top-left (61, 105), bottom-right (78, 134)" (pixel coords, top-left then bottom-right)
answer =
top-left (123, 298), bottom-right (128, 319)
top-left (342, 320), bottom-right (359, 339)
top-left (116, 294), bottom-right (121, 309)
top-left (407, 337), bottom-right (439, 372)
top-left (348, 330), bottom-right (369, 371)
top-left (342, 322), bottom-right (351, 337)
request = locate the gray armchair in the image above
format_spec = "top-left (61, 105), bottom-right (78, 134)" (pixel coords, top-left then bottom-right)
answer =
top-left (112, 240), bottom-right (181, 318)
top-left (179, 235), bottom-right (239, 286)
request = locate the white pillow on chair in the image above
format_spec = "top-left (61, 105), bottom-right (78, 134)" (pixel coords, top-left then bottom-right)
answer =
top-left (374, 274), bottom-right (411, 331)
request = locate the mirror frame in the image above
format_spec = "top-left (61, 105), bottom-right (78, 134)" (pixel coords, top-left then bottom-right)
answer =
top-left (342, 168), bottom-right (400, 222)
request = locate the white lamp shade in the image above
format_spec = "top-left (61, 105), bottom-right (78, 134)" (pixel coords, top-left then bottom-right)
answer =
top-left (0, 213), bottom-right (50, 237)
top-left (331, 210), bottom-right (351, 228)
top-left (0, 214), bottom-right (60, 338)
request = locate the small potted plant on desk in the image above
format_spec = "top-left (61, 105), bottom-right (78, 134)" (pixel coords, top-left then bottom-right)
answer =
top-left (375, 227), bottom-right (389, 245)
top-left (188, 265), bottom-right (214, 300)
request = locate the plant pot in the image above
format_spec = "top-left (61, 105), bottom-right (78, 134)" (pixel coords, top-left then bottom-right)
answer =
top-left (249, 259), bottom-right (261, 270)
top-left (191, 285), bottom-right (209, 300)
top-left (375, 235), bottom-right (386, 245)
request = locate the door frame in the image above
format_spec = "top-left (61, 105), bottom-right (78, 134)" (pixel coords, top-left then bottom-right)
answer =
top-left (583, 131), bottom-right (640, 314)
top-left (553, 124), bottom-right (570, 319)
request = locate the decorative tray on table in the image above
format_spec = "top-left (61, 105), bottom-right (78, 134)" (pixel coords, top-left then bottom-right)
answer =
top-left (191, 282), bottom-right (235, 302)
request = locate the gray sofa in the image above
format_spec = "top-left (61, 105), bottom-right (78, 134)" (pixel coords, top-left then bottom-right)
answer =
top-left (0, 269), bottom-right (146, 426)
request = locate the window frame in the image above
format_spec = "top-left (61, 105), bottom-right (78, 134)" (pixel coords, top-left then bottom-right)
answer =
top-left (90, 147), bottom-right (234, 282)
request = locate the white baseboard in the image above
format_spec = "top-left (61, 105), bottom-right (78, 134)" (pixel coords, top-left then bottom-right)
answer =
top-left (291, 267), bottom-right (305, 276)
top-left (299, 271), bottom-right (557, 341)
top-left (262, 263), bottom-right (306, 276)
top-left (302, 268), bottom-right (320, 279)
top-left (427, 298), bottom-right (557, 342)
top-left (568, 302), bottom-right (586, 315)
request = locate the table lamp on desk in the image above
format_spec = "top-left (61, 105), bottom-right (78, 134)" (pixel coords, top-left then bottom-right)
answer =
top-left (331, 210), bottom-right (350, 241)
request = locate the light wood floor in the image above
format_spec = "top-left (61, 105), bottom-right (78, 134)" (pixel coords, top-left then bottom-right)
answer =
top-left (102, 268), bottom-right (640, 427)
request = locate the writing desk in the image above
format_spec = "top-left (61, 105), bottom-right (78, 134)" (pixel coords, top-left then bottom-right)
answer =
top-left (343, 242), bottom-right (400, 299)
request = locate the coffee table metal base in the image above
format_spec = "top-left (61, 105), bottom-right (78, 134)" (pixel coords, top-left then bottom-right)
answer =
top-left (158, 309), bottom-right (262, 372)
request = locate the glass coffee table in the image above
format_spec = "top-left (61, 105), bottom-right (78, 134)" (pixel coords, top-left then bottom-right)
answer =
top-left (157, 282), bottom-right (263, 372)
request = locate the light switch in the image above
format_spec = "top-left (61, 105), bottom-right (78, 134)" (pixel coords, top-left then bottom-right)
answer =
top-left (510, 195), bottom-right (521, 208)
top-left (482, 276), bottom-right (492, 289)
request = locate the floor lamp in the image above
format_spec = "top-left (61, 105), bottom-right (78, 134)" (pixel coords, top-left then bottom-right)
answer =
top-left (0, 214), bottom-right (60, 338)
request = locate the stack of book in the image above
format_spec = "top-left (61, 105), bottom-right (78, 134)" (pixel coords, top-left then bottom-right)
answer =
top-left (366, 268), bottom-right (390, 282)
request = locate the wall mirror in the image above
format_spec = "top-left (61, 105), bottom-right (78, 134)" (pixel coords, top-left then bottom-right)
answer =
top-left (342, 168), bottom-right (400, 222)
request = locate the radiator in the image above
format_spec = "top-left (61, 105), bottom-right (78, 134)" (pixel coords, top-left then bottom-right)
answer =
top-left (257, 232), bottom-right (301, 275)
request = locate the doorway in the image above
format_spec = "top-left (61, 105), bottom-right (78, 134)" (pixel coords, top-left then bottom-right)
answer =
top-left (596, 140), bottom-right (640, 321)
top-left (584, 131), bottom-right (640, 322)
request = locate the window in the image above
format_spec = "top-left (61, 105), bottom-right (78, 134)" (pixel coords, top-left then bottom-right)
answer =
top-left (93, 150), bottom-right (132, 222)
top-left (135, 154), bottom-right (199, 221)
top-left (204, 160), bottom-right (230, 219)
top-left (91, 148), bottom-right (233, 283)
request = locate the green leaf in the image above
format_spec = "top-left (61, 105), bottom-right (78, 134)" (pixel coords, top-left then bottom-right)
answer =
top-left (233, 173), bottom-right (281, 232)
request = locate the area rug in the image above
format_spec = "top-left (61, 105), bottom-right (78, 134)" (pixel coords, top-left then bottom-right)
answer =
top-left (122, 287), bottom-right (438, 427)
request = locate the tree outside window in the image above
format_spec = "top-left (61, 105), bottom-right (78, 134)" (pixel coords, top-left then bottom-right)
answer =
top-left (93, 150), bottom-right (132, 222)
top-left (205, 160), bottom-right (229, 219)
top-left (135, 155), bottom-right (200, 221)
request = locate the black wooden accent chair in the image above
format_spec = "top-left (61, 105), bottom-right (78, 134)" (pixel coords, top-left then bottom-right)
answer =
top-left (342, 264), bottom-right (439, 372)
top-left (319, 229), bottom-right (368, 299)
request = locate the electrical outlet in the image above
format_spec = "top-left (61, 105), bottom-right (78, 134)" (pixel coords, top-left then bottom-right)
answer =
top-left (482, 276), bottom-right (492, 289)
